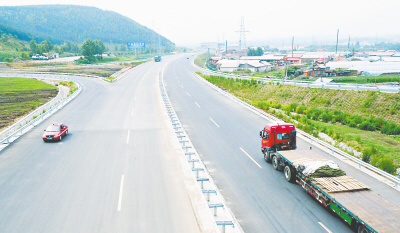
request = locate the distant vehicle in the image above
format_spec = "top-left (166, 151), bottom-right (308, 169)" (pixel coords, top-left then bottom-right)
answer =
top-left (31, 54), bottom-right (49, 60)
top-left (187, 57), bottom-right (189, 59)
top-left (42, 123), bottom-right (68, 141)
top-left (154, 56), bottom-right (162, 62)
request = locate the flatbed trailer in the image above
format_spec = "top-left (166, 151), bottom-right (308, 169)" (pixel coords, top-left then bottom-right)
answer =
top-left (272, 149), bottom-right (400, 233)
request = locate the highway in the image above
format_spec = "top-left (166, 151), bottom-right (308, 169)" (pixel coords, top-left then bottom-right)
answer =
top-left (1, 54), bottom-right (400, 233)
top-left (0, 59), bottom-right (201, 232)
top-left (163, 54), bottom-right (400, 232)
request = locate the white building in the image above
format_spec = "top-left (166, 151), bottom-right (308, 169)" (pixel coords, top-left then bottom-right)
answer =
top-left (217, 59), bottom-right (272, 72)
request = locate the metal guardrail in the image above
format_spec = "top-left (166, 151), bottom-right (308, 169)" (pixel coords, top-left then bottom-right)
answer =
top-left (0, 74), bottom-right (82, 147)
top-left (0, 83), bottom-right (65, 142)
top-left (0, 58), bottom-right (150, 71)
top-left (198, 66), bottom-right (400, 93)
top-left (160, 66), bottom-right (243, 233)
top-left (193, 72), bottom-right (400, 188)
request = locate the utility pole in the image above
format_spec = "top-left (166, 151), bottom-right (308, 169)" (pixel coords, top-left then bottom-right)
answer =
top-left (348, 35), bottom-right (350, 50)
top-left (336, 29), bottom-right (339, 54)
top-left (236, 16), bottom-right (249, 50)
top-left (291, 36), bottom-right (294, 58)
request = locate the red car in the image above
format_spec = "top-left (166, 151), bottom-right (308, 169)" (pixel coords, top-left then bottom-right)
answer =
top-left (42, 123), bottom-right (68, 142)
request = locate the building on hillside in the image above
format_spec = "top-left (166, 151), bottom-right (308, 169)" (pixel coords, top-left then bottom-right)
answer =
top-left (368, 51), bottom-right (395, 57)
top-left (217, 59), bottom-right (272, 72)
top-left (286, 57), bottom-right (301, 64)
top-left (326, 61), bottom-right (400, 76)
top-left (304, 65), bottom-right (328, 77)
top-left (238, 61), bottom-right (272, 72)
top-left (217, 60), bottom-right (239, 72)
top-left (304, 65), bottom-right (358, 77)
top-left (245, 54), bottom-right (286, 63)
top-left (300, 52), bottom-right (333, 64)
top-left (354, 52), bottom-right (368, 58)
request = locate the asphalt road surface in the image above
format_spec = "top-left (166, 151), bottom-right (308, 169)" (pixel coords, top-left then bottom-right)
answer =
top-left (163, 54), bottom-right (400, 233)
top-left (0, 58), bottom-right (201, 233)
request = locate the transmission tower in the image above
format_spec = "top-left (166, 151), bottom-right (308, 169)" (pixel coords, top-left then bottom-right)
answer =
top-left (236, 17), bottom-right (249, 50)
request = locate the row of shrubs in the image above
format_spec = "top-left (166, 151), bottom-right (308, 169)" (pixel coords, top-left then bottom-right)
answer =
top-left (265, 107), bottom-right (399, 174)
top-left (200, 73), bottom-right (399, 174)
top-left (252, 100), bottom-right (400, 135)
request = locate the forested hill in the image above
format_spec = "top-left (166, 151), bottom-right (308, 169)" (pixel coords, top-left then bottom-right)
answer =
top-left (0, 5), bottom-right (173, 46)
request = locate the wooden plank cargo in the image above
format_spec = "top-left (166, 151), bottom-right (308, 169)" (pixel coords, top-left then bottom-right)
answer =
top-left (274, 149), bottom-right (400, 233)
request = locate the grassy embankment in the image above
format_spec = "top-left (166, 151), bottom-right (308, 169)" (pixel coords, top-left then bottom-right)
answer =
top-left (0, 77), bottom-right (58, 131)
top-left (197, 72), bottom-right (400, 174)
top-left (194, 53), bottom-right (208, 68)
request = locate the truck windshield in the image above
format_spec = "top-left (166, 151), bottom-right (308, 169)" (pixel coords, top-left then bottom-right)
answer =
top-left (277, 133), bottom-right (289, 140)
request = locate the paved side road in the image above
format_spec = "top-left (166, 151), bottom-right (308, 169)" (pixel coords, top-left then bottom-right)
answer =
top-left (0, 58), bottom-right (202, 232)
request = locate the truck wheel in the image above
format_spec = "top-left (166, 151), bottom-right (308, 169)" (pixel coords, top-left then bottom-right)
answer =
top-left (264, 151), bottom-right (271, 163)
top-left (284, 165), bottom-right (295, 183)
top-left (357, 225), bottom-right (370, 233)
top-left (272, 156), bottom-right (280, 170)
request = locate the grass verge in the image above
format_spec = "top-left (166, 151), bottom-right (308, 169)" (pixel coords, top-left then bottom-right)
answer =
top-left (0, 77), bottom-right (58, 130)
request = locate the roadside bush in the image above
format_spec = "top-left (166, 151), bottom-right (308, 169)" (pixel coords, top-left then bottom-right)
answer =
top-left (296, 105), bottom-right (307, 114)
top-left (358, 121), bottom-right (376, 131)
top-left (321, 112), bottom-right (332, 123)
top-left (381, 122), bottom-right (400, 135)
top-left (290, 102), bottom-right (298, 112)
top-left (348, 121), bottom-right (357, 128)
top-left (379, 157), bottom-right (397, 174)
top-left (371, 154), bottom-right (381, 167)
top-left (362, 147), bottom-right (372, 163)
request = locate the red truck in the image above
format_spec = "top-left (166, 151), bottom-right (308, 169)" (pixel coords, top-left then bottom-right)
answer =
top-left (260, 121), bottom-right (400, 233)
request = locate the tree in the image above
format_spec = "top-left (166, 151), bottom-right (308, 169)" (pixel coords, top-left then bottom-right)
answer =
top-left (256, 47), bottom-right (264, 56)
top-left (94, 40), bottom-right (105, 60)
top-left (247, 47), bottom-right (263, 56)
top-left (42, 39), bottom-right (54, 53)
top-left (119, 44), bottom-right (127, 51)
top-left (81, 39), bottom-right (106, 62)
top-left (30, 40), bottom-right (38, 54)
top-left (81, 39), bottom-right (97, 62)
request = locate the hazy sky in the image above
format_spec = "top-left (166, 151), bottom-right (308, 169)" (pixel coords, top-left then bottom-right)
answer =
top-left (1, 0), bottom-right (400, 47)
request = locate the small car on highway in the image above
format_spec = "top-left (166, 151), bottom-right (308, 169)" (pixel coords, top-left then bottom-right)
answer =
top-left (42, 123), bottom-right (68, 142)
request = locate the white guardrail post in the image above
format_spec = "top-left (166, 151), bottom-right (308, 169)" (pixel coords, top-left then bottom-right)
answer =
top-left (0, 73), bottom-right (82, 147)
top-left (160, 66), bottom-right (243, 233)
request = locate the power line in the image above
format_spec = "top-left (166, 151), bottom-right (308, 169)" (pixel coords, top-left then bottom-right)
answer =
top-left (236, 16), bottom-right (249, 50)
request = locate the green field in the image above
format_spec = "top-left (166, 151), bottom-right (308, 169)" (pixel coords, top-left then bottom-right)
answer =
top-left (0, 77), bottom-right (58, 130)
top-left (197, 73), bottom-right (400, 173)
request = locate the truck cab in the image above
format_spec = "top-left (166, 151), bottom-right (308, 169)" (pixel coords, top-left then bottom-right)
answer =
top-left (260, 122), bottom-right (296, 163)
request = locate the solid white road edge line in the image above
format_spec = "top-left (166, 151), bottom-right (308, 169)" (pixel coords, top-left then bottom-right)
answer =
top-left (195, 102), bottom-right (201, 108)
top-left (209, 118), bottom-right (220, 128)
top-left (181, 85), bottom-right (183, 88)
top-left (239, 147), bottom-right (262, 168)
top-left (131, 108), bottom-right (134, 116)
top-left (117, 175), bottom-right (124, 211)
top-left (126, 130), bottom-right (130, 144)
top-left (318, 222), bottom-right (333, 233)
top-left (135, 96), bottom-right (137, 101)
top-left (186, 92), bottom-right (190, 96)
